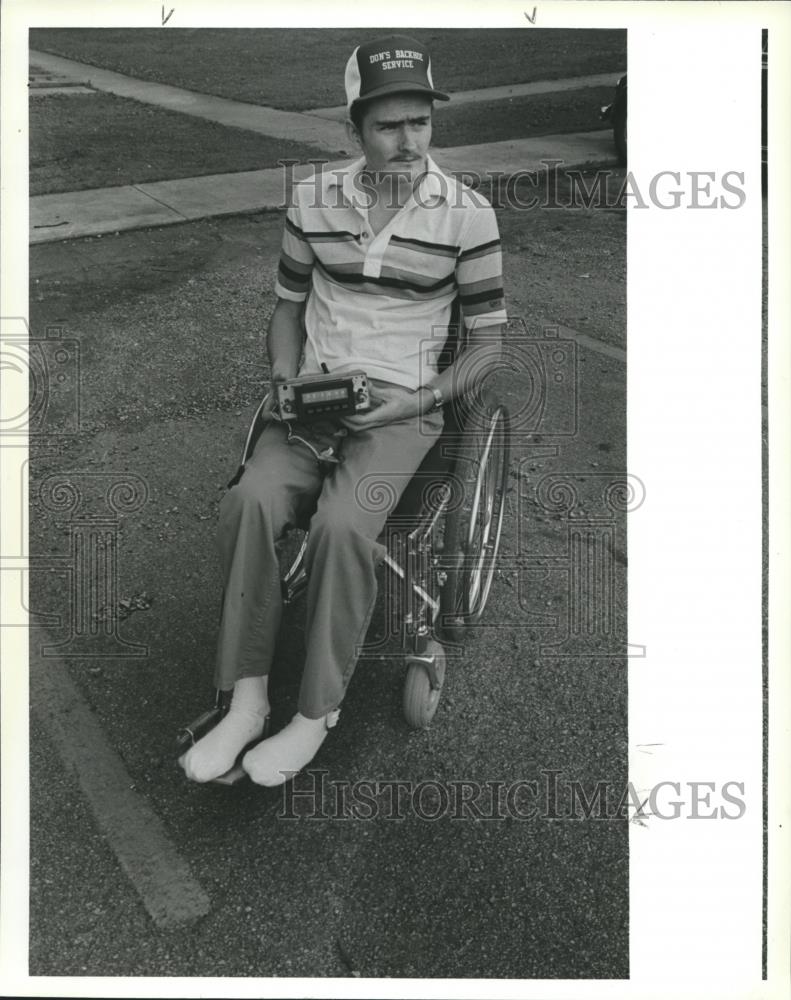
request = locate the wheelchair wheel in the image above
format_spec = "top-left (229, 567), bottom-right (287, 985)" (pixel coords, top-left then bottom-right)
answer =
top-left (403, 638), bottom-right (446, 728)
top-left (440, 405), bottom-right (510, 642)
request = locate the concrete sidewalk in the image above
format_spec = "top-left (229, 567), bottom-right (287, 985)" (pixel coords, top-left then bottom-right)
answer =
top-left (31, 49), bottom-right (623, 152)
top-left (28, 49), bottom-right (620, 244)
top-left (29, 64), bottom-right (95, 96)
top-left (30, 130), bottom-right (617, 244)
top-left (306, 71), bottom-right (625, 121)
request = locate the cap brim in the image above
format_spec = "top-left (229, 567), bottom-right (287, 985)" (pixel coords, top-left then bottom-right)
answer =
top-left (350, 81), bottom-right (450, 110)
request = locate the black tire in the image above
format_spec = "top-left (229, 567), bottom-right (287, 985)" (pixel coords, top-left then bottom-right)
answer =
top-left (402, 639), bottom-right (446, 728)
top-left (613, 102), bottom-right (627, 166)
top-left (440, 406), bottom-right (510, 643)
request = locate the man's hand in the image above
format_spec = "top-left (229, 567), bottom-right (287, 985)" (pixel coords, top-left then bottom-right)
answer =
top-left (260, 388), bottom-right (281, 422)
top-left (341, 385), bottom-right (425, 431)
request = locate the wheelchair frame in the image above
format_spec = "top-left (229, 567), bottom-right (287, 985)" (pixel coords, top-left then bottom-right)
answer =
top-left (237, 387), bottom-right (510, 726)
top-left (176, 319), bottom-right (511, 765)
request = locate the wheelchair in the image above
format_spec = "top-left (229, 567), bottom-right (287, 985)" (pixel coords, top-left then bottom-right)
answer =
top-left (176, 307), bottom-right (511, 773)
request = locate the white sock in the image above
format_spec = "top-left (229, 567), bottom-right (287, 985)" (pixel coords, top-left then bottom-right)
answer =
top-left (242, 709), bottom-right (340, 787)
top-left (180, 676), bottom-right (270, 783)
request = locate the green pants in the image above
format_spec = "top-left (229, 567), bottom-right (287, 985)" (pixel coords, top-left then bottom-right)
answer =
top-left (214, 383), bottom-right (444, 718)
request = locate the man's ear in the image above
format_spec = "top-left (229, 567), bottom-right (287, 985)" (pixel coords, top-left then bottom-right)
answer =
top-left (345, 118), bottom-right (363, 151)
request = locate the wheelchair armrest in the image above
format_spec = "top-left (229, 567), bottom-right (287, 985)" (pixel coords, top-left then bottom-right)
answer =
top-left (240, 394), bottom-right (271, 463)
top-left (227, 394), bottom-right (272, 489)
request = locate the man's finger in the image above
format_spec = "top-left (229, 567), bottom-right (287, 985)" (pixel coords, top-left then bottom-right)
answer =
top-left (341, 415), bottom-right (370, 429)
top-left (342, 413), bottom-right (385, 430)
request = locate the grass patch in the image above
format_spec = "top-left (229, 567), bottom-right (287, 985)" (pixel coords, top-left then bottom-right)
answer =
top-left (30, 28), bottom-right (626, 110)
top-left (29, 92), bottom-right (337, 195)
top-left (432, 86), bottom-right (614, 148)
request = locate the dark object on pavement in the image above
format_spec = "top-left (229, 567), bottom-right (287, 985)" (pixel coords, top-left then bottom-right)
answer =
top-left (600, 74), bottom-right (627, 166)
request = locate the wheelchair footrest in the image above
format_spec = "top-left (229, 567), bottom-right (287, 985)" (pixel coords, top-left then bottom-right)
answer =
top-left (175, 707), bottom-right (224, 754)
top-left (176, 702), bottom-right (272, 786)
top-left (212, 761), bottom-right (248, 786)
top-left (210, 724), bottom-right (271, 785)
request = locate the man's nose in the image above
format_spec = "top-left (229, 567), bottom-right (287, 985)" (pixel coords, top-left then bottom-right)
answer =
top-left (398, 126), bottom-right (417, 150)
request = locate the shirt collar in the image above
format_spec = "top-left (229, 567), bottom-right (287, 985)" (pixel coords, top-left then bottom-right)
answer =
top-left (417, 156), bottom-right (447, 205)
top-left (328, 154), bottom-right (448, 210)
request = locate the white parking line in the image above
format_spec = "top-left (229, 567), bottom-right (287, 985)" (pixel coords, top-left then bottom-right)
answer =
top-left (30, 650), bottom-right (211, 929)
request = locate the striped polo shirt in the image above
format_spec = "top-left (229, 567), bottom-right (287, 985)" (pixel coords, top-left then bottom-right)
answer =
top-left (275, 154), bottom-right (507, 390)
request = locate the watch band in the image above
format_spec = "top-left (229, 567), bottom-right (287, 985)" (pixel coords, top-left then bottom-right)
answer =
top-left (418, 384), bottom-right (444, 412)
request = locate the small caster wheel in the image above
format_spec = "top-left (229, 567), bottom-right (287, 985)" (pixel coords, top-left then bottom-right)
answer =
top-left (402, 639), bottom-right (446, 729)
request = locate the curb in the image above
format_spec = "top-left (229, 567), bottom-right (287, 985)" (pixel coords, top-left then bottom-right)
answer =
top-left (30, 131), bottom-right (618, 245)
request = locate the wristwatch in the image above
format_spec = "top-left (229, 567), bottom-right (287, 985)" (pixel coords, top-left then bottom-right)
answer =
top-left (418, 384), bottom-right (445, 413)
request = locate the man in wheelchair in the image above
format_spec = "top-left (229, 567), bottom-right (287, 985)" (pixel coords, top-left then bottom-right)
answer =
top-left (180, 34), bottom-right (507, 786)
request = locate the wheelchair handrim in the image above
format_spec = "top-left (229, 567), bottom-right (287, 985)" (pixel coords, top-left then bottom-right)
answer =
top-left (463, 407), bottom-right (509, 621)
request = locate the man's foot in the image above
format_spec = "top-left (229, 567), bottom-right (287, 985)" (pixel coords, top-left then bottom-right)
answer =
top-left (180, 676), bottom-right (269, 783)
top-left (242, 709), bottom-right (340, 786)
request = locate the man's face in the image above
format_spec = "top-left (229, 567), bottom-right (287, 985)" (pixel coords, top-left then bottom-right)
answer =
top-left (347, 93), bottom-right (433, 180)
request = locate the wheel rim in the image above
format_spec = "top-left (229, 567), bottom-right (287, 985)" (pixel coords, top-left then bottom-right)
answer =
top-left (459, 409), bottom-right (508, 622)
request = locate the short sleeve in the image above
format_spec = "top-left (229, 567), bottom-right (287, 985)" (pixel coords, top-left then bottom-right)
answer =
top-left (274, 197), bottom-right (316, 302)
top-left (455, 204), bottom-right (507, 330)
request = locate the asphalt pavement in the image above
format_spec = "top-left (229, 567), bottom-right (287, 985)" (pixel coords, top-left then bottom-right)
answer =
top-left (24, 51), bottom-right (629, 982)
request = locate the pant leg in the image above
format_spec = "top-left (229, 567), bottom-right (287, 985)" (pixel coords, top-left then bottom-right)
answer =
top-left (298, 391), bottom-right (444, 718)
top-left (214, 421), bottom-right (325, 690)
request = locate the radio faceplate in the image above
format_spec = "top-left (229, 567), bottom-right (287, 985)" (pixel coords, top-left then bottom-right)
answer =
top-left (276, 370), bottom-right (371, 422)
